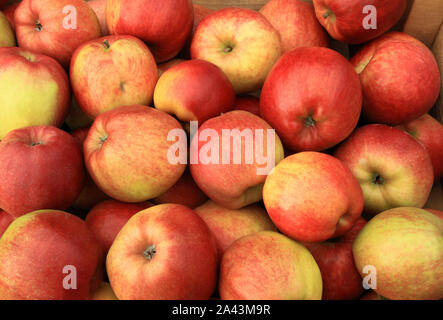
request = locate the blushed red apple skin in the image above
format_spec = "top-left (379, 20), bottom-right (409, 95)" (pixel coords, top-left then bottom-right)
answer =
top-left (0, 210), bottom-right (102, 300)
top-left (263, 152), bottom-right (364, 243)
top-left (0, 209), bottom-right (13, 238)
top-left (0, 126), bottom-right (85, 218)
top-left (15, 0), bottom-right (101, 66)
top-left (233, 95), bottom-right (261, 117)
top-left (351, 32), bottom-right (440, 126)
top-left (180, 4), bottom-right (213, 58)
top-left (85, 199), bottom-right (153, 253)
top-left (106, 204), bottom-right (218, 300)
top-left (304, 218), bottom-right (366, 300)
top-left (313, 0), bottom-right (407, 44)
top-left (87, 0), bottom-right (108, 35)
top-left (260, 47), bottom-right (362, 152)
top-left (260, 0), bottom-right (329, 53)
top-left (397, 114), bottom-right (443, 179)
top-left (334, 124), bottom-right (434, 217)
top-left (106, 0), bottom-right (194, 62)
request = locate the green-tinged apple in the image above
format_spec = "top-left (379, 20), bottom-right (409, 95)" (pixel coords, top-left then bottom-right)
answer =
top-left (353, 207), bottom-right (443, 300)
top-left (191, 7), bottom-right (281, 94)
top-left (0, 47), bottom-right (70, 139)
top-left (313, 0), bottom-right (407, 44)
top-left (2, 3), bottom-right (18, 30)
top-left (90, 282), bottom-right (118, 300)
top-left (71, 127), bottom-right (109, 211)
top-left (154, 169), bottom-right (207, 209)
top-left (263, 152), bottom-right (363, 242)
top-left (334, 124), bottom-right (434, 217)
top-left (154, 59), bottom-right (235, 122)
top-left (0, 209), bottom-right (13, 238)
top-left (260, 0), bottom-right (328, 53)
top-left (219, 231), bottom-right (322, 300)
top-left (194, 200), bottom-right (276, 260)
top-left (107, 204), bottom-right (218, 300)
top-left (233, 95), bottom-right (261, 117)
top-left (158, 58), bottom-right (186, 77)
top-left (71, 35), bottom-right (158, 118)
top-left (0, 11), bottom-right (14, 47)
top-left (397, 114), bottom-right (443, 179)
top-left (84, 105), bottom-right (186, 203)
top-left (106, 0), bottom-right (193, 62)
top-left (180, 4), bottom-right (213, 58)
top-left (86, 199), bottom-right (152, 252)
top-left (190, 110), bottom-right (285, 210)
top-left (261, 47), bottom-right (362, 151)
top-left (0, 126), bottom-right (85, 218)
top-left (304, 218), bottom-right (366, 300)
top-left (15, 0), bottom-right (101, 67)
top-left (0, 210), bottom-right (102, 300)
top-left (351, 32), bottom-right (440, 125)
top-left (87, 0), bottom-right (108, 35)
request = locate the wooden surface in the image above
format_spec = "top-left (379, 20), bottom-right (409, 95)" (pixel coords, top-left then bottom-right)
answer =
top-left (194, 0), bottom-right (268, 10)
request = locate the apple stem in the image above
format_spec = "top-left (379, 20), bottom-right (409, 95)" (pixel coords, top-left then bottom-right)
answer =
top-left (143, 245), bottom-right (157, 261)
top-left (103, 40), bottom-right (111, 49)
top-left (35, 20), bottom-right (43, 32)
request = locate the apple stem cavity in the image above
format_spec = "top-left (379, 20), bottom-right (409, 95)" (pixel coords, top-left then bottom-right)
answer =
top-left (304, 115), bottom-right (316, 128)
top-left (30, 141), bottom-right (43, 147)
top-left (372, 173), bottom-right (385, 185)
top-left (35, 20), bottom-right (43, 32)
top-left (143, 245), bottom-right (157, 261)
top-left (103, 40), bottom-right (111, 49)
top-left (99, 135), bottom-right (108, 146)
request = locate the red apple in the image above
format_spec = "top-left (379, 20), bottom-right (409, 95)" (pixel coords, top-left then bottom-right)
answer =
top-left (397, 114), bottom-right (443, 179)
top-left (190, 110), bottom-right (285, 210)
top-left (313, 0), bottom-right (407, 44)
top-left (233, 95), bottom-right (261, 117)
top-left (351, 32), bottom-right (440, 125)
top-left (334, 124), bottom-right (434, 217)
top-left (107, 204), bottom-right (218, 300)
top-left (180, 4), bottom-right (213, 58)
top-left (87, 0), bottom-right (108, 35)
top-left (15, 0), bottom-right (101, 67)
top-left (304, 218), bottom-right (367, 300)
top-left (260, 47), bottom-right (362, 152)
top-left (154, 59), bottom-right (235, 123)
top-left (263, 152), bottom-right (364, 243)
top-left (0, 210), bottom-right (102, 299)
top-left (106, 0), bottom-right (194, 62)
top-left (0, 126), bottom-right (85, 218)
top-left (260, 0), bottom-right (329, 53)
top-left (85, 199), bottom-right (152, 253)
top-left (71, 35), bottom-right (158, 118)
top-left (0, 209), bottom-right (13, 238)
top-left (219, 231), bottom-right (323, 300)
top-left (2, 3), bottom-right (18, 30)
top-left (154, 169), bottom-right (207, 209)
top-left (0, 47), bottom-right (70, 139)
top-left (157, 58), bottom-right (186, 77)
top-left (84, 105), bottom-right (186, 203)
top-left (191, 7), bottom-right (281, 94)
top-left (194, 200), bottom-right (277, 260)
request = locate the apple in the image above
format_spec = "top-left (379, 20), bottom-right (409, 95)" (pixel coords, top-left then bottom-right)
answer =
top-left (0, 47), bottom-right (70, 139)
top-left (0, 126), bottom-right (85, 218)
top-left (190, 110), bottom-right (285, 210)
top-left (154, 59), bottom-right (235, 122)
top-left (260, 47), bottom-right (362, 152)
top-left (353, 207), bottom-right (443, 300)
top-left (0, 10), bottom-right (14, 47)
top-left (87, 0), bottom-right (108, 35)
top-left (85, 199), bottom-right (152, 252)
top-left (334, 124), bottom-right (434, 217)
top-left (351, 32), bottom-right (440, 125)
top-left (71, 35), bottom-right (158, 118)
top-left (71, 127), bottom-right (109, 211)
top-left (0, 209), bottom-right (13, 238)
top-left (84, 105), bottom-right (186, 203)
top-left (219, 231), bottom-right (322, 300)
top-left (107, 204), bottom-right (218, 300)
top-left (106, 0), bottom-right (194, 63)
top-left (194, 200), bottom-right (276, 260)
top-left (180, 4), bottom-right (213, 58)
top-left (154, 169), bottom-right (207, 209)
top-left (425, 208), bottom-right (443, 219)
top-left (397, 114), bottom-right (443, 179)
top-left (263, 152), bottom-right (363, 243)
top-left (0, 209), bottom-right (102, 299)
top-left (90, 282), bottom-right (118, 300)
top-left (233, 95), bottom-right (261, 117)
top-left (312, 0), bottom-right (407, 44)
top-left (157, 58), bottom-right (186, 77)
top-left (260, 0), bottom-right (328, 53)
top-left (15, 0), bottom-right (101, 67)
top-left (304, 218), bottom-right (366, 300)
top-left (2, 2), bottom-right (18, 30)
top-left (191, 7), bottom-right (281, 94)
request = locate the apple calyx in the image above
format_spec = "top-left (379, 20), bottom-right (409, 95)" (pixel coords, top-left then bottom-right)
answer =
top-left (103, 40), bottom-right (111, 49)
top-left (30, 141), bottom-right (43, 147)
top-left (372, 173), bottom-right (385, 186)
top-left (35, 20), bottom-right (43, 32)
top-left (304, 115), bottom-right (316, 128)
top-left (99, 135), bottom-right (108, 146)
top-left (143, 244), bottom-right (157, 261)
top-left (321, 8), bottom-right (336, 23)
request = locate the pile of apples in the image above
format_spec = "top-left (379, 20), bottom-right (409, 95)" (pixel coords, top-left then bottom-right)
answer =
top-left (0, 0), bottom-right (442, 300)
